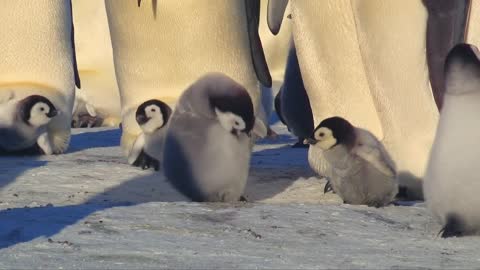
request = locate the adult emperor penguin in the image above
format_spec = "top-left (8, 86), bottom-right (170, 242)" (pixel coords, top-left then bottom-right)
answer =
top-left (0, 95), bottom-right (59, 154)
top-left (105, 0), bottom-right (271, 160)
top-left (305, 116), bottom-right (398, 207)
top-left (267, 0), bottom-right (476, 199)
top-left (71, 0), bottom-right (121, 128)
top-left (128, 99), bottom-right (172, 171)
top-left (0, 0), bottom-right (80, 154)
top-left (424, 44), bottom-right (480, 237)
top-left (163, 73), bottom-right (267, 202)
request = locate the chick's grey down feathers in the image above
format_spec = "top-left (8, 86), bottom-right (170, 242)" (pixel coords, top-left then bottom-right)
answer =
top-left (163, 73), bottom-right (259, 202)
top-left (308, 117), bottom-right (398, 207)
top-left (0, 95), bottom-right (57, 154)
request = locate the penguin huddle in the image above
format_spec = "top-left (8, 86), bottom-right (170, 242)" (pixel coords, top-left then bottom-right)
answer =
top-left (2, 0), bottom-right (480, 239)
top-left (126, 71), bottom-right (398, 208)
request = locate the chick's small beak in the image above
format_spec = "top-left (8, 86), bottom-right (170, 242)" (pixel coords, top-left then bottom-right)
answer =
top-left (47, 109), bottom-right (58, 118)
top-left (136, 114), bottom-right (149, 125)
top-left (303, 138), bottom-right (318, 145)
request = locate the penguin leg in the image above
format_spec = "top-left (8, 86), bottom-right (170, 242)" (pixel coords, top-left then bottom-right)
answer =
top-left (439, 214), bottom-right (466, 238)
top-left (266, 127), bottom-right (278, 139)
top-left (132, 150), bottom-right (159, 171)
top-left (292, 137), bottom-right (309, 148)
top-left (72, 113), bottom-right (102, 128)
top-left (323, 180), bottom-right (334, 194)
top-left (102, 116), bottom-right (122, 128)
top-left (239, 195), bottom-right (249, 202)
top-left (151, 158), bottom-right (160, 171)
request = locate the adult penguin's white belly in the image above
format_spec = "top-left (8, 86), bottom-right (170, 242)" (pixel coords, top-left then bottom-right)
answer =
top-left (290, 0), bottom-right (439, 199)
top-left (0, 1), bottom-right (77, 154)
top-left (71, 0), bottom-right (121, 127)
top-left (105, 0), bottom-right (262, 156)
top-left (467, 1), bottom-right (480, 46)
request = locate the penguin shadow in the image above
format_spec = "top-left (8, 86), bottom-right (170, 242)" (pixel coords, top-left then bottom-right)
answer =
top-left (0, 156), bottom-right (47, 191)
top-left (0, 170), bottom-right (189, 249)
top-left (246, 142), bottom-right (316, 201)
top-left (0, 119), bottom-right (308, 249)
top-left (0, 132), bottom-right (312, 249)
top-left (87, 171), bottom-right (188, 205)
top-left (67, 128), bottom-right (121, 153)
top-left (0, 127), bottom-right (189, 249)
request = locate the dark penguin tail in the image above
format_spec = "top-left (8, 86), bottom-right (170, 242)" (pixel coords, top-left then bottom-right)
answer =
top-left (440, 213), bottom-right (466, 238)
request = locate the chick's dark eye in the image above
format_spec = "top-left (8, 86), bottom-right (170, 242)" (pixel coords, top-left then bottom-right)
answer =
top-left (234, 121), bottom-right (239, 126)
top-left (151, 108), bottom-right (156, 112)
top-left (40, 107), bottom-right (45, 111)
top-left (319, 132), bottom-right (324, 137)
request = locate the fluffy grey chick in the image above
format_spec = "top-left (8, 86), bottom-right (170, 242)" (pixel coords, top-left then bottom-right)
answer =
top-left (128, 99), bottom-right (172, 171)
top-left (424, 43), bottom-right (480, 238)
top-left (305, 116), bottom-right (398, 207)
top-left (163, 73), bottom-right (267, 202)
top-left (0, 95), bottom-right (58, 155)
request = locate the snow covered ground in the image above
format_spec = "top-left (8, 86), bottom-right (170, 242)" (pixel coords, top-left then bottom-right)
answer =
top-left (0, 120), bottom-right (479, 269)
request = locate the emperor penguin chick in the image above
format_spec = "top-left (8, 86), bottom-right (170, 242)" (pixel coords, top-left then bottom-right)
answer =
top-left (0, 95), bottom-right (59, 155)
top-left (424, 44), bottom-right (480, 238)
top-left (163, 73), bottom-right (267, 202)
top-left (305, 116), bottom-right (398, 207)
top-left (128, 99), bottom-right (172, 171)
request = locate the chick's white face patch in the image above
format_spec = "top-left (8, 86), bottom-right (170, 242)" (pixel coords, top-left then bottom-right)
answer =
top-left (314, 127), bottom-right (337, 150)
top-left (141, 104), bottom-right (165, 133)
top-left (29, 102), bottom-right (53, 127)
top-left (215, 108), bottom-right (246, 134)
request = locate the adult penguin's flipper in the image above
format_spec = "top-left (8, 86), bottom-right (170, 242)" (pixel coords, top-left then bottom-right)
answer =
top-left (245, 0), bottom-right (272, 88)
top-left (423, 0), bottom-right (471, 109)
top-left (69, 0), bottom-right (81, 89)
top-left (267, 0), bottom-right (288, 35)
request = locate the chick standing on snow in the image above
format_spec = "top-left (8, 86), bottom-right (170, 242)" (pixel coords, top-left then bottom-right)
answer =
top-left (0, 95), bottom-right (59, 155)
top-left (128, 99), bottom-right (172, 171)
top-left (163, 73), bottom-right (267, 202)
top-left (305, 116), bottom-right (398, 207)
